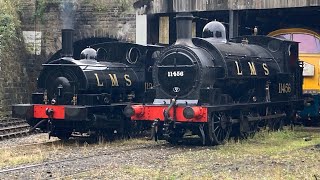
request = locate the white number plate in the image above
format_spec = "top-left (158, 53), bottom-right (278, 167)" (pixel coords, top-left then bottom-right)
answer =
top-left (167, 71), bottom-right (184, 77)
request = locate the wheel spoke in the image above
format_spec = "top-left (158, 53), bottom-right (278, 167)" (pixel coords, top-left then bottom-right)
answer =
top-left (209, 112), bottom-right (231, 145)
top-left (214, 125), bottom-right (219, 132)
top-left (216, 128), bottom-right (221, 140)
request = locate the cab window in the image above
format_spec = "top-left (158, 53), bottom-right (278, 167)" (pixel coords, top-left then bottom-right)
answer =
top-left (272, 31), bottom-right (320, 54)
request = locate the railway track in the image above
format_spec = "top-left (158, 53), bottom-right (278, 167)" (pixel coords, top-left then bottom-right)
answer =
top-left (0, 118), bottom-right (35, 140)
top-left (0, 141), bottom-right (169, 174)
top-left (293, 126), bottom-right (320, 133)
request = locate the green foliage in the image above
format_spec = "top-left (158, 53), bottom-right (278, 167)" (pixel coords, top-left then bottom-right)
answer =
top-left (0, 0), bottom-right (24, 116)
top-left (33, 0), bottom-right (60, 23)
top-left (89, 0), bottom-right (134, 12)
top-left (117, 0), bottom-right (134, 12)
top-left (0, 0), bottom-right (21, 54)
top-left (0, 14), bottom-right (16, 38)
top-left (34, 0), bottom-right (48, 22)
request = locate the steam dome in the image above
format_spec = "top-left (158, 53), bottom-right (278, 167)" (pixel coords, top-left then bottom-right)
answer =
top-left (80, 48), bottom-right (97, 60)
top-left (202, 21), bottom-right (227, 43)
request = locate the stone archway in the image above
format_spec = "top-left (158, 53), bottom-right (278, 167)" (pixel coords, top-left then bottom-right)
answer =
top-left (47, 24), bottom-right (138, 62)
top-left (47, 29), bottom-right (121, 62)
top-left (47, 35), bottom-right (119, 62)
top-left (74, 28), bottom-right (131, 42)
top-left (71, 36), bottom-right (120, 60)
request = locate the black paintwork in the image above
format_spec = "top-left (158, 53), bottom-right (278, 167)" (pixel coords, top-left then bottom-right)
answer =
top-left (153, 15), bottom-right (303, 112)
top-left (35, 42), bottom-right (162, 105)
top-left (13, 41), bottom-right (163, 137)
top-left (153, 35), bottom-right (302, 104)
top-left (61, 29), bottom-right (74, 57)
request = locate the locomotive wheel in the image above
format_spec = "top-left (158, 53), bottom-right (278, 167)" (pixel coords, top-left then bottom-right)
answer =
top-left (206, 112), bottom-right (231, 145)
top-left (167, 128), bottom-right (185, 144)
top-left (56, 131), bottom-right (72, 141)
top-left (167, 135), bottom-right (182, 144)
top-left (93, 131), bottom-right (115, 143)
top-left (240, 113), bottom-right (259, 139)
top-left (268, 110), bottom-right (284, 131)
top-left (240, 122), bottom-right (259, 139)
top-left (268, 118), bottom-right (284, 131)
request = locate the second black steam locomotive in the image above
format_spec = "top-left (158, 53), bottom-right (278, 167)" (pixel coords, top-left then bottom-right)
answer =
top-left (12, 29), bottom-right (162, 140)
top-left (125, 13), bottom-right (304, 145)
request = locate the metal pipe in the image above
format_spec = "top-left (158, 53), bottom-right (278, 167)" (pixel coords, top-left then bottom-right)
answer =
top-left (163, 98), bottom-right (176, 121)
top-left (61, 29), bottom-right (74, 57)
top-left (174, 12), bottom-right (194, 46)
top-left (28, 119), bottom-right (47, 132)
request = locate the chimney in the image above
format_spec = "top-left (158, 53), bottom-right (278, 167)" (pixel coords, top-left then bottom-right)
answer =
top-left (61, 29), bottom-right (74, 57)
top-left (174, 12), bottom-right (194, 46)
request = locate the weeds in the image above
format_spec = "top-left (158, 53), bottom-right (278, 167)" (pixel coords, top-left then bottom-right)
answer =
top-left (0, 146), bottom-right (44, 168)
top-left (86, 0), bottom-right (134, 12)
top-left (1, 130), bottom-right (319, 179)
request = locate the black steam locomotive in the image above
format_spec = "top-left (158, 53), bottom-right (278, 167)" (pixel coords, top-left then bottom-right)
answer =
top-left (12, 29), bottom-right (162, 140)
top-left (125, 13), bottom-right (304, 145)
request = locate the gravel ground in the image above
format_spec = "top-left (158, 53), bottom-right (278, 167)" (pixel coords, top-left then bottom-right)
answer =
top-left (0, 134), bottom-right (57, 148)
top-left (0, 130), bottom-right (319, 179)
top-left (0, 144), bottom-right (176, 179)
top-left (0, 134), bottom-right (198, 179)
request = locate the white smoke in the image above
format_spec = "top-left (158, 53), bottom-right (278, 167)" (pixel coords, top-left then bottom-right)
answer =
top-left (60, 0), bottom-right (78, 29)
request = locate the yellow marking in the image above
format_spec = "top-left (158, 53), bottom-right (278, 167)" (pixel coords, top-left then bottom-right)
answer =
top-left (262, 63), bottom-right (269, 75)
top-left (278, 83), bottom-right (291, 93)
top-left (235, 61), bottom-right (243, 75)
top-left (94, 73), bottom-right (104, 86)
top-left (109, 74), bottom-right (119, 86)
top-left (247, 62), bottom-right (257, 75)
top-left (124, 74), bottom-right (132, 86)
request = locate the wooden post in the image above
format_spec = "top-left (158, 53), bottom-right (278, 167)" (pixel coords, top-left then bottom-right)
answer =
top-left (229, 10), bottom-right (239, 39)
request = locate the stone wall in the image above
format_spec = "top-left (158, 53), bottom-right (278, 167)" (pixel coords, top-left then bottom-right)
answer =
top-left (0, 1), bottom-right (32, 117)
top-left (17, 0), bottom-right (137, 82)
top-left (20, 0), bottom-right (137, 59)
top-left (0, 0), bottom-right (137, 117)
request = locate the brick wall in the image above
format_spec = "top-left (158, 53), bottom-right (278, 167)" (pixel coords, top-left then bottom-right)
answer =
top-left (21, 0), bottom-right (136, 68)
top-left (21, 0), bottom-right (137, 58)
top-left (0, 0), bottom-right (137, 117)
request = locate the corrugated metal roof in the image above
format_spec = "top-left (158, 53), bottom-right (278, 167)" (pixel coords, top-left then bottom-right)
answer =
top-left (141, 0), bottom-right (320, 13)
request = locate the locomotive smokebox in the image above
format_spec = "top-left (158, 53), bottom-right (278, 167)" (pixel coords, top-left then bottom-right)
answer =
top-left (175, 12), bottom-right (194, 46)
top-left (61, 29), bottom-right (74, 57)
